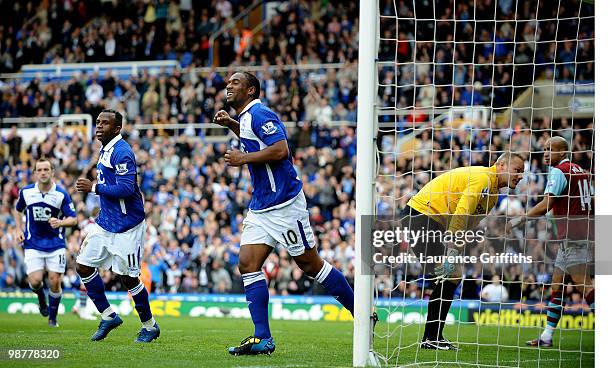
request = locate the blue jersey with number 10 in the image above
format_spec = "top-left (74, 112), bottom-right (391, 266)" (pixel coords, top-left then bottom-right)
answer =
top-left (238, 99), bottom-right (302, 212)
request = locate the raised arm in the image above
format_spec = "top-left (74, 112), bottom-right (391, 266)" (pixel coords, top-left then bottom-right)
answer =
top-left (223, 110), bottom-right (290, 167)
top-left (213, 110), bottom-right (240, 138)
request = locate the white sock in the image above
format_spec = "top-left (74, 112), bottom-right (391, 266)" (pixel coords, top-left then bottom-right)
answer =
top-left (101, 306), bottom-right (115, 321)
top-left (143, 317), bottom-right (157, 331)
top-left (49, 290), bottom-right (62, 298)
top-left (315, 261), bottom-right (333, 283)
top-left (541, 326), bottom-right (554, 341)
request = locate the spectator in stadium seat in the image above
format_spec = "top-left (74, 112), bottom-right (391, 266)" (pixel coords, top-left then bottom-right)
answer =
top-left (85, 80), bottom-right (104, 106)
top-left (481, 275), bottom-right (509, 303)
top-left (0, 261), bottom-right (15, 288)
top-left (210, 260), bottom-right (232, 293)
top-left (141, 87), bottom-right (160, 120)
top-left (287, 268), bottom-right (312, 295)
top-left (4, 125), bottom-right (23, 165)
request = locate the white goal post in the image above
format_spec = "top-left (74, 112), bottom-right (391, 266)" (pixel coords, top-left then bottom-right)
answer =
top-left (354, 0), bottom-right (379, 366)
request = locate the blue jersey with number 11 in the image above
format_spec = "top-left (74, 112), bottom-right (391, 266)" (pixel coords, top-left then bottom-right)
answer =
top-left (95, 134), bottom-right (145, 233)
top-left (238, 99), bottom-right (302, 212)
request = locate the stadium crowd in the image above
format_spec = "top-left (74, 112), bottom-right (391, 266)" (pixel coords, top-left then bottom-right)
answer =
top-left (0, 0), bottom-right (360, 71)
top-left (0, 0), bottom-right (594, 121)
top-left (0, 0), bottom-right (594, 307)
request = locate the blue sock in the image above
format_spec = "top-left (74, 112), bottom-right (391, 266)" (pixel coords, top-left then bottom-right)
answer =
top-left (243, 272), bottom-right (271, 339)
top-left (48, 291), bottom-right (62, 321)
top-left (129, 282), bottom-right (154, 325)
top-left (316, 261), bottom-right (354, 316)
top-left (30, 283), bottom-right (46, 306)
top-left (81, 270), bottom-right (115, 319)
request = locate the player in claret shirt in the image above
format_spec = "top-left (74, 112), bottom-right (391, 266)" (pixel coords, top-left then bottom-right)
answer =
top-left (75, 109), bottom-right (159, 343)
top-left (213, 72), bottom-right (355, 356)
top-left (13, 157), bottom-right (77, 327)
top-left (507, 136), bottom-right (594, 347)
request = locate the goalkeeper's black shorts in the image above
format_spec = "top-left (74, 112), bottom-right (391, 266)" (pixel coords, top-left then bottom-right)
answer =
top-left (401, 206), bottom-right (446, 275)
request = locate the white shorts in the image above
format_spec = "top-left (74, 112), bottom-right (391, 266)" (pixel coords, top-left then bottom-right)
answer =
top-left (241, 192), bottom-right (316, 257)
top-left (24, 248), bottom-right (67, 275)
top-left (76, 221), bottom-right (146, 277)
top-left (554, 240), bottom-right (594, 274)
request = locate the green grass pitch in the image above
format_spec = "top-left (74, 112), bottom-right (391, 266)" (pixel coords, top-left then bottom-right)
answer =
top-left (0, 314), bottom-right (593, 367)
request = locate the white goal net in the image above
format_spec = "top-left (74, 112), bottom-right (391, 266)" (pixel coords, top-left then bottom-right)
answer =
top-left (354, 0), bottom-right (595, 367)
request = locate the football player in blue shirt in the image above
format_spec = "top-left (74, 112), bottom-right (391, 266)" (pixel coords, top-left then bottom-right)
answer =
top-left (214, 72), bottom-right (354, 355)
top-left (75, 109), bottom-right (160, 342)
top-left (13, 157), bottom-right (77, 327)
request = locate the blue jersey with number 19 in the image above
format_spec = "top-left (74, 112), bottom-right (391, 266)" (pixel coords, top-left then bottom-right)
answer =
top-left (95, 134), bottom-right (145, 233)
top-left (15, 183), bottom-right (76, 252)
top-left (238, 99), bottom-right (302, 212)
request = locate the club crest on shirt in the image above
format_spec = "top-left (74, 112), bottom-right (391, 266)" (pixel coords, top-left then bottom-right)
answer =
top-left (261, 121), bottom-right (277, 135)
top-left (116, 163), bottom-right (128, 175)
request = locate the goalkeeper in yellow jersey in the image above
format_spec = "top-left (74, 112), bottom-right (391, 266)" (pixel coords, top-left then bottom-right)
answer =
top-left (403, 152), bottom-right (525, 350)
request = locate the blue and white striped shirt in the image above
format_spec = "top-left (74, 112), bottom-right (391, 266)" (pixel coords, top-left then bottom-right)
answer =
top-left (15, 183), bottom-right (76, 252)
